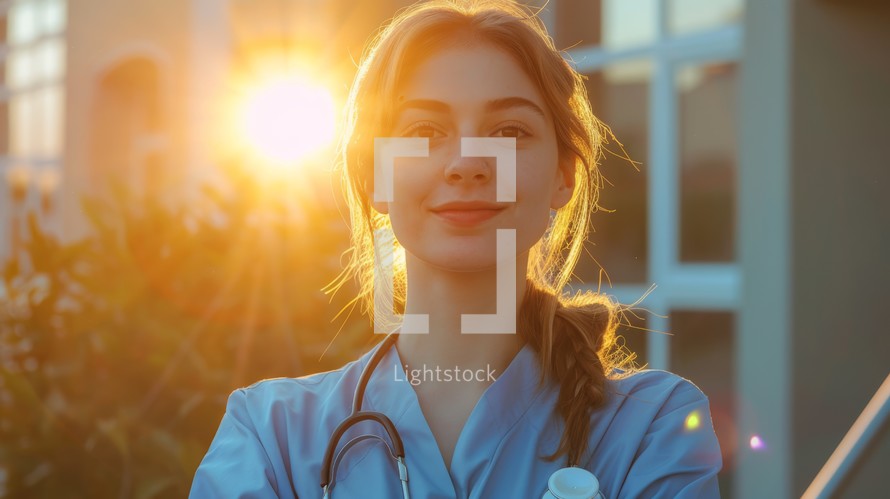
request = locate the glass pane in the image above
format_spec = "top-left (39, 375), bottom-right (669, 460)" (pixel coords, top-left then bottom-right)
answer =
top-left (7, 47), bottom-right (35, 90)
top-left (10, 92), bottom-right (37, 156)
top-left (555, 0), bottom-right (657, 50)
top-left (8, 1), bottom-right (39, 45)
top-left (602, 0), bottom-right (657, 49)
top-left (35, 39), bottom-right (49, 81)
top-left (31, 87), bottom-right (45, 155)
top-left (677, 62), bottom-right (737, 262)
top-left (669, 0), bottom-right (744, 36)
top-left (35, 85), bottom-right (62, 156)
top-left (669, 310), bottom-right (735, 497)
top-left (37, 37), bottom-right (64, 81)
top-left (43, 0), bottom-right (66, 35)
top-left (574, 61), bottom-right (650, 285)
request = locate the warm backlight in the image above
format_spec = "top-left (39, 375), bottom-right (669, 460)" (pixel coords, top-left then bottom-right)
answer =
top-left (239, 76), bottom-right (336, 166)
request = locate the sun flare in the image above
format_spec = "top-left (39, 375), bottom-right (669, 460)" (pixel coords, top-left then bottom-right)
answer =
top-left (238, 76), bottom-right (336, 167)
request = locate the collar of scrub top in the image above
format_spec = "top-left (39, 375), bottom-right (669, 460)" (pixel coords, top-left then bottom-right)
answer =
top-left (322, 332), bottom-right (606, 499)
top-left (320, 332), bottom-right (410, 499)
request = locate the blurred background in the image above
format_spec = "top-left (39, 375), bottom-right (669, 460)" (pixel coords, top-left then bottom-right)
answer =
top-left (0, 0), bottom-right (887, 497)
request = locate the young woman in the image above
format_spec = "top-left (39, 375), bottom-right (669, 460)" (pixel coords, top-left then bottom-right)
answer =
top-left (190, 1), bottom-right (722, 497)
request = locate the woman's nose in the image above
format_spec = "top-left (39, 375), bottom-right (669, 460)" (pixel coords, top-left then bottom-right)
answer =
top-left (443, 155), bottom-right (492, 185)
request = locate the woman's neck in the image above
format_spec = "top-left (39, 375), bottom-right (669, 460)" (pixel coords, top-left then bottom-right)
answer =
top-left (394, 252), bottom-right (530, 379)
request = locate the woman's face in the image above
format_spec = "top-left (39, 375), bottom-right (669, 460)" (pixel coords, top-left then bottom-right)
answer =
top-left (371, 41), bottom-right (573, 271)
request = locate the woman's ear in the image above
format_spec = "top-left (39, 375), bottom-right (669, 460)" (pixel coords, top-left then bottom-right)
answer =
top-left (550, 157), bottom-right (576, 210)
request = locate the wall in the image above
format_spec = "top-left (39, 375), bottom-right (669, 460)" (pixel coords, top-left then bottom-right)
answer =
top-left (62, 0), bottom-right (192, 241)
top-left (790, 0), bottom-right (890, 496)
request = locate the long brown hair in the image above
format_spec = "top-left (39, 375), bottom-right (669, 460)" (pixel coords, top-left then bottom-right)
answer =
top-left (327, 0), bottom-right (636, 466)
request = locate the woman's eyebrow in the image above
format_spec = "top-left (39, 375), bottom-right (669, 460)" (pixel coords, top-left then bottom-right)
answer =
top-left (395, 97), bottom-right (546, 119)
top-left (396, 99), bottom-right (450, 115)
top-left (485, 97), bottom-right (546, 119)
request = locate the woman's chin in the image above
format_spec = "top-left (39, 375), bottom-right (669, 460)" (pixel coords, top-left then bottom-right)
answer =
top-left (402, 237), bottom-right (537, 275)
top-left (433, 258), bottom-right (501, 274)
top-left (413, 250), bottom-right (502, 274)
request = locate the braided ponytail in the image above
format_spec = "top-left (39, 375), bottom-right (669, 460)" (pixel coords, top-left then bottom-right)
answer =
top-left (519, 280), bottom-right (630, 466)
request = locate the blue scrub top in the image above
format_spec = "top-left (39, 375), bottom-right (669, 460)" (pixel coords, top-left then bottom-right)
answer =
top-left (190, 340), bottom-right (722, 498)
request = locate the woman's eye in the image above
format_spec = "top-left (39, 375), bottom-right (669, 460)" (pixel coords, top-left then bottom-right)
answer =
top-left (494, 124), bottom-right (530, 138)
top-left (404, 123), bottom-right (442, 139)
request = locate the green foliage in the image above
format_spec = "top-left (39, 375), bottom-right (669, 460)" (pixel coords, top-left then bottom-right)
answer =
top-left (0, 170), bottom-right (370, 497)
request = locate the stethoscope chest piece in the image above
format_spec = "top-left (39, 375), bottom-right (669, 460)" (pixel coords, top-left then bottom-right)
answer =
top-left (542, 467), bottom-right (604, 499)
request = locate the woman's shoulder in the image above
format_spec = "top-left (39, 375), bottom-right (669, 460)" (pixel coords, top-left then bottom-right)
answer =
top-left (223, 356), bottom-right (368, 427)
top-left (601, 368), bottom-right (713, 426)
top-left (592, 369), bottom-right (722, 497)
top-left (243, 362), bottom-right (357, 394)
top-left (611, 367), bottom-right (707, 395)
top-left (190, 355), bottom-right (374, 498)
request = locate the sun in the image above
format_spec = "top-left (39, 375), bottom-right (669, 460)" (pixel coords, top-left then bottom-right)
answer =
top-left (238, 75), bottom-right (336, 167)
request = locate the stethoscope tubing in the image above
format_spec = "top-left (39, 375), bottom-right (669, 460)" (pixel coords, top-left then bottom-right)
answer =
top-left (320, 333), bottom-right (408, 498)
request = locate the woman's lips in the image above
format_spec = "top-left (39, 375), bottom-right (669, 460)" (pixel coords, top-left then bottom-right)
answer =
top-left (433, 208), bottom-right (504, 226)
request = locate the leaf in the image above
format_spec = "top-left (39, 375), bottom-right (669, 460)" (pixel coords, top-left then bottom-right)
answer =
top-left (148, 429), bottom-right (180, 460)
top-left (133, 476), bottom-right (176, 499)
top-left (3, 258), bottom-right (21, 290)
top-left (80, 195), bottom-right (113, 232)
top-left (175, 392), bottom-right (205, 421)
top-left (0, 369), bottom-right (43, 414)
top-left (97, 418), bottom-right (129, 458)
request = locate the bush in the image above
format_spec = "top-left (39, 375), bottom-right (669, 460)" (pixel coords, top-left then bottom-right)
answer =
top-left (0, 170), bottom-right (369, 498)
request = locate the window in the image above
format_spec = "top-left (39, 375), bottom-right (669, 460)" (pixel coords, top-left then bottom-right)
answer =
top-left (1, 0), bottom-right (67, 260)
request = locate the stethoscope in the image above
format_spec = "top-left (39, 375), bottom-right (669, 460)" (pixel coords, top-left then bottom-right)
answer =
top-left (319, 333), bottom-right (606, 499)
